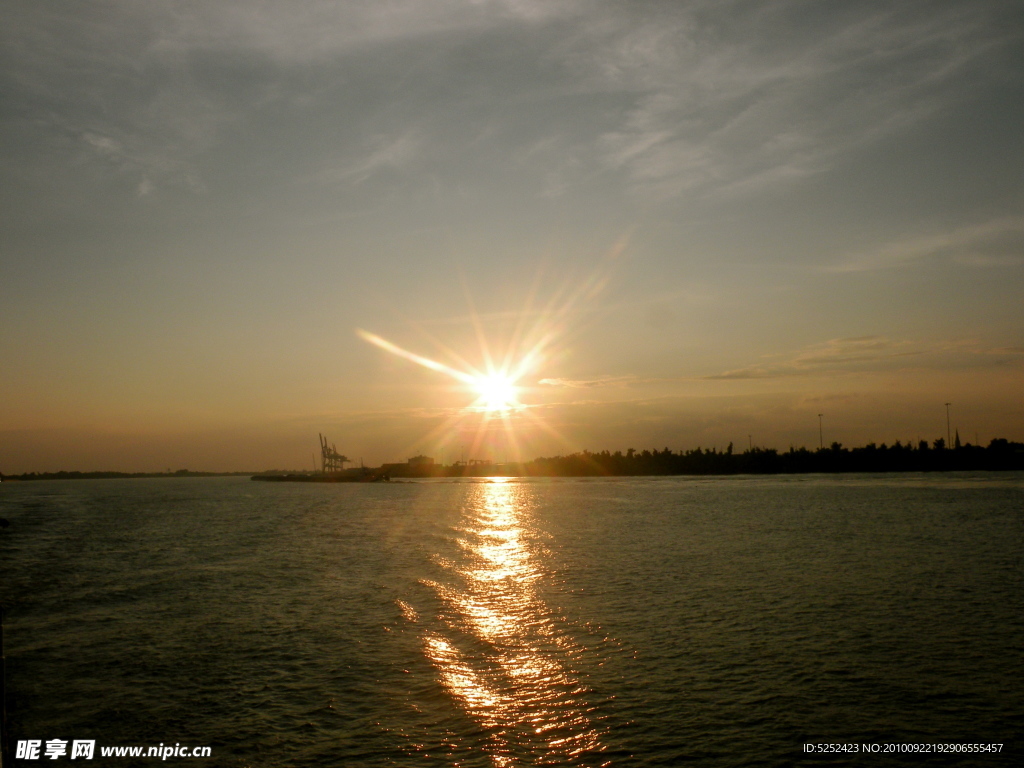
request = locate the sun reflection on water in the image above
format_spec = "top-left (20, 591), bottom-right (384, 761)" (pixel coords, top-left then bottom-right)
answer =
top-left (413, 481), bottom-right (607, 766)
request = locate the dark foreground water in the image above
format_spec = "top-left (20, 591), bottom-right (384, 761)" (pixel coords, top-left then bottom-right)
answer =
top-left (1, 474), bottom-right (1021, 767)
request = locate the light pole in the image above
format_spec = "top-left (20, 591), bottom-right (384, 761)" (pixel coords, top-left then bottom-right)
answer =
top-left (945, 402), bottom-right (951, 449)
top-left (818, 413), bottom-right (823, 451)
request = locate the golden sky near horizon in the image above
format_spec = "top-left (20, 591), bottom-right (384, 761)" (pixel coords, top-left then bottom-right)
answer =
top-left (2, 1), bottom-right (1023, 473)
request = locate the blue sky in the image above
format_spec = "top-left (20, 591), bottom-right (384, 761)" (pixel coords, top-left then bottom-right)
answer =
top-left (2, 0), bottom-right (1022, 471)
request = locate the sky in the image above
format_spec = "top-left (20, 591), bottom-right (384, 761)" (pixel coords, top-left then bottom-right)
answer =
top-left (2, 0), bottom-right (1023, 473)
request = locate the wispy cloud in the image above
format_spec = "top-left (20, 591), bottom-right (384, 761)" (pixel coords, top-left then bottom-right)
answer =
top-left (704, 336), bottom-right (1024, 380)
top-left (300, 131), bottom-right (422, 187)
top-left (569, 2), bottom-right (1019, 197)
top-left (3, 2), bottom-right (250, 193)
top-left (4, 1), bottom-right (542, 194)
top-left (705, 336), bottom-right (922, 380)
top-left (156, 0), bottom-right (580, 63)
top-left (826, 217), bottom-right (1024, 273)
top-left (5, 0), bottom-right (1016, 201)
top-left (529, 333), bottom-right (1024, 389)
top-left (538, 375), bottom-right (640, 389)
top-left (77, 127), bottom-right (206, 195)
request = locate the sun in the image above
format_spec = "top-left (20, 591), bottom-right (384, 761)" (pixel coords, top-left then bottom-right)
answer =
top-left (356, 330), bottom-right (529, 413)
top-left (473, 373), bottom-right (520, 412)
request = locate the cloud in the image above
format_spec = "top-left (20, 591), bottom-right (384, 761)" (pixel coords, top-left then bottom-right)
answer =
top-left (539, 334), bottom-right (1024, 390)
top-left (702, 368), bottom-right (781, 381)
top-left (82, 133), bottom-right (122, 156)
top-left (570, 2), bottom-right (1019, 197)
top-left (951, 254), bottom-right (1024, 268)
top-left (789, 336), bottom-right (922, 368)
top-left (538, 375), bottom-right (640, 388)
top-left (705, 336), bottom-right (918, 380)
top-left (703, 336), bottom-right (1022, 381)
top-left (2, 0), bottom-right (597, 200)
top-left (76, 127), bottom-right (205, 194)
top-left (156, 0), bottom-right (580, 64)
top-left (826, 217), bottom-right (1024, 272)
top-left (3, 3), bottom-right (244, 192)
top-left (303, 131), bottom-right (422, 187)
top-left (5, 0), bottom-right (1016, 202)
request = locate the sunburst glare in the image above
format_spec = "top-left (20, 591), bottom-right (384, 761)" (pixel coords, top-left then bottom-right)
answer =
top-left (357, 329), bottom-right (532, 414)
top-left (473, 373), bottom-right (520, 413)
top-left (356, 239), bottom-right (627, 463)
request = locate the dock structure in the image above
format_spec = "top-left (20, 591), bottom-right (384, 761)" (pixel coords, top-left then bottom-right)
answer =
top-left (319, 434), bottom-right (350, 474)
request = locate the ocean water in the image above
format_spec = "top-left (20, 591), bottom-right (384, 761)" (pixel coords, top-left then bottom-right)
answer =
top-left (1, 474), bottom-right (1021, 767)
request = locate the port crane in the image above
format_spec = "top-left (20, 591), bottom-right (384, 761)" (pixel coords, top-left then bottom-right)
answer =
top-left (319, 433), bottom-right (350, 473)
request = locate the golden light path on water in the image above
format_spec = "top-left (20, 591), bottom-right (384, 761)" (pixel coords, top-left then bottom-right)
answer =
top-left (404, 481), bottom-right (607, 766)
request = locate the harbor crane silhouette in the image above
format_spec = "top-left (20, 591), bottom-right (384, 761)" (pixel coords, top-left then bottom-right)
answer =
top-left (319, 434), bottom-right (350, 473)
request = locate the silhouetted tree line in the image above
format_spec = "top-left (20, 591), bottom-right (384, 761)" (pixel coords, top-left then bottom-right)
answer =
top-left (0, 470), bottom-right (251, 481)
top-left (5, 439), bottom-right (1023, 480)
top-left (520, 438), bottom-right (1024, 476)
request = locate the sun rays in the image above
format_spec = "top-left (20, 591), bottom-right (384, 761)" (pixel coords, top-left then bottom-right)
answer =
top-left (356, 239), bottom-right (628, 464)
top-left (356, 325), bottom-right (545, 465)
top-left (355, 329), bottom-right (533, 417)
